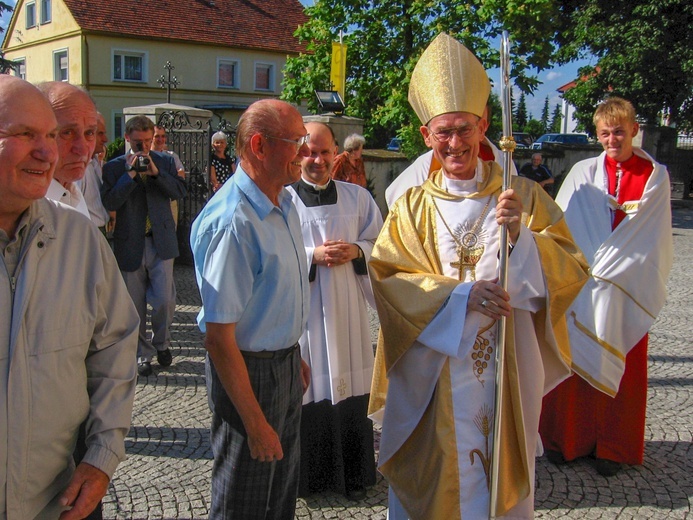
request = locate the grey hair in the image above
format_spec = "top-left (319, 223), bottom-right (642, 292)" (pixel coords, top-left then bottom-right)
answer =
top-left (212, 131), bottom-right (228, 143)
top-left (343, 133), bottom-right (366, 152)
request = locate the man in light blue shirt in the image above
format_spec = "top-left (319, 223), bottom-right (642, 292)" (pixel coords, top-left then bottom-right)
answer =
top-left (191, 99), bottom-right (311, 520)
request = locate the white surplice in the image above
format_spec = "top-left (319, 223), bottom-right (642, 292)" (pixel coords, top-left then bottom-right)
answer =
top-left (290, 180), bottom-right (384, 405)
top-left (555, 148), bottom-right (673, 394)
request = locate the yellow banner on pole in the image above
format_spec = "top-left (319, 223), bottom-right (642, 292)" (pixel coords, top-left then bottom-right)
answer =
top-left (330, 41), bottom-right (347, 100)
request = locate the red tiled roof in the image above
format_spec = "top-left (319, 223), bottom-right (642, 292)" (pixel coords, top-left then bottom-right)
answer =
top-left (557, 66), bottom-right (601, 93)
top-left (63, 0), bottom-right (308, 54)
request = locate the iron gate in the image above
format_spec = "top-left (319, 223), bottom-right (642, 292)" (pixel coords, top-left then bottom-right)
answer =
top-left (156, 110), bottom-right (237, 264)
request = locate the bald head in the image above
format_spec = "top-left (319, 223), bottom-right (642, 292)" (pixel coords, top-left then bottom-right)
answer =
top-left (38, 82), bottom-right (98, 184)
top-left (0, 76), bottom-right (58, 232)
top-left (235, 99), bottom-right (309, 203)
top-left (236, 99), bottom-right (297, 158)
top-left (301, 122), bottom-right (337, 186)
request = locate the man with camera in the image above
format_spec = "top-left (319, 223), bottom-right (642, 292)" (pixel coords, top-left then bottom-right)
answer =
top-left (102, 115), bottom-right (187, 377)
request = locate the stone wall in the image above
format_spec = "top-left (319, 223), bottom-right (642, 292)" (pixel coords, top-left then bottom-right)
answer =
top-left (363, 150), bottom-right (410, 215)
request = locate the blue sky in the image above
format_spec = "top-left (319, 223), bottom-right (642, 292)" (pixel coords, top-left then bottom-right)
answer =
top-left (1, 0), bottom-right (593, 119)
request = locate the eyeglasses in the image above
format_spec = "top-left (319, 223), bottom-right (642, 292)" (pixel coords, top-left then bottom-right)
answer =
top-left (428, 123), bottom-right (478, 143)
top-left (265, 134), bottom-right (310, 150)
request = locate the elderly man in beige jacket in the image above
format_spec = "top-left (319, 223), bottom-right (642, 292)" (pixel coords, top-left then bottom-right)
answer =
top-left (0, 75), bottom-right (138, 520)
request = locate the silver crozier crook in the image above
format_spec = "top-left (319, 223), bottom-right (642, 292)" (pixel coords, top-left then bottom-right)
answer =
top-left (489, 30), bottom-right (516, 520)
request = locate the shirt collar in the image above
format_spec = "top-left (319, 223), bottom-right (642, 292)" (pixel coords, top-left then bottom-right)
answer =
top-left (234, 164), bottom-right (292, 220)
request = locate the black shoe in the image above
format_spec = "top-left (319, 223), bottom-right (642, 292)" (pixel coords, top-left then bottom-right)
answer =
top-left (157, 348), bottom-right (173, 367)
top-left (137, 361), bottom-right (152, 377)
top-left (546, 449), bottom-right (566, 465)
top-left (594, 458), bottom-right (621, 477)
top-left (344, 487), bottom-right (367, 501)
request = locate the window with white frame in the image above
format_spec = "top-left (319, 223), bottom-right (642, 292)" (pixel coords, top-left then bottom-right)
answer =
top-left (217, 58), bottom-right (240, 89)
top-left (26, 1), bottom-right (36, 28)
top-left (113, 50), bottom-right (147, 82)
top-left (53, 50), bottom-right (68, 82)
top-left (40, 0), bottom-right (51, 24)
top-left (13, 58), bottom-right (26, 80)
top-left (254, 62), bottom-right (275, 91)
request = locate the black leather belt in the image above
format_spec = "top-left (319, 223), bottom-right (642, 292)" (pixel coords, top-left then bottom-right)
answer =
top-left (241, 343), bottom-right (299, 360)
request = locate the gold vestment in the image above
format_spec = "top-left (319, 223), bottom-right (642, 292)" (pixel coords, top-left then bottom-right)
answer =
top-left (369, 162), bottom-right (588, 518)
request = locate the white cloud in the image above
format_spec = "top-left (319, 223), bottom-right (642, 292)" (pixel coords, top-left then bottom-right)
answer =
top-left (546, 71), bottom-right (562, 81)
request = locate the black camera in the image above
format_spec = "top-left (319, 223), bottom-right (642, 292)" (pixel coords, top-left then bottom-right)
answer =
top-left (132, 142), bottom-right (150, 173)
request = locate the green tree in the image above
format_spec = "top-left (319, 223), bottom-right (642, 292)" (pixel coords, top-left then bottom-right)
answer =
top-left (486, 91), bottom-right (503, 143)
top-left (514, 93), bottom-right (528, 130)
top-left (550, 103), bottom-right (563, 133)
top-left (540, 96), bottom-right (550, 133)
top-left (557, 0), bottom-right (693, 131)
top-left (524, 118), bottom-right (545, 138)
top-left (282, 0), bottom-right (572, 157)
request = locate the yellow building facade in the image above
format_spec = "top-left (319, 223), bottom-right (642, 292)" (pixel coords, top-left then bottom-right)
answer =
top-left (2, 0), bottom-right (307, 138)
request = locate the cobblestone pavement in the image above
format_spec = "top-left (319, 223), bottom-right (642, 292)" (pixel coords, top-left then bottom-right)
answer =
top-left (103, 205), bottom-right (693, 519)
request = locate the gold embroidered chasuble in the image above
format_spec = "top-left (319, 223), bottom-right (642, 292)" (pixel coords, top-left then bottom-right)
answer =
top-left (368, 161), bottom-right (588, 518)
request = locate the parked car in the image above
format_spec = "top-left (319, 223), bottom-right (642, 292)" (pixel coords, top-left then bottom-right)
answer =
top-left (531, 133), bottom-right (589, 149)
top-left (513, 132), bottom-right (533, 148)
top-left (387, 138), bottom-right (402, 151)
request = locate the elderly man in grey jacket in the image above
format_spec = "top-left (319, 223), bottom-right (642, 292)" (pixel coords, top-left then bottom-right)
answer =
top-left (0, 76), bottom-right (139, 519)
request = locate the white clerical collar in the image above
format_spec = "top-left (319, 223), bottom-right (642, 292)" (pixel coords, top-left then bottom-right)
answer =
top-left (442, 160), bottom-right (483, 196)
top-left (302, 177), bottom-right (332, 191)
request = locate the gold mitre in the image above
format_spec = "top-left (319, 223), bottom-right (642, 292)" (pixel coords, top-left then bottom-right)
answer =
top-left (409, 33), bottom-right (491, 124)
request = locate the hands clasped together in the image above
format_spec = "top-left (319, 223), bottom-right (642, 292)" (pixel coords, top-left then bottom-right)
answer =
top-left (313, 240), bottom-right (360, 268)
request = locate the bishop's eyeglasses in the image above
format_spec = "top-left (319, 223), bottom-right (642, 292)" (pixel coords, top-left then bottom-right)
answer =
top-left (428, 123), bottom-right (478, 143)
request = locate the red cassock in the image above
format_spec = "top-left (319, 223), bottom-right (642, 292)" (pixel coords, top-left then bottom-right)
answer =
top-left (539, 152), bottom-right (653, 465)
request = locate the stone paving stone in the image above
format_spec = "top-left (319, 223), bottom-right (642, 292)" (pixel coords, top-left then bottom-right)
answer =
top-left (102, 206), bottom-right (693, 519)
